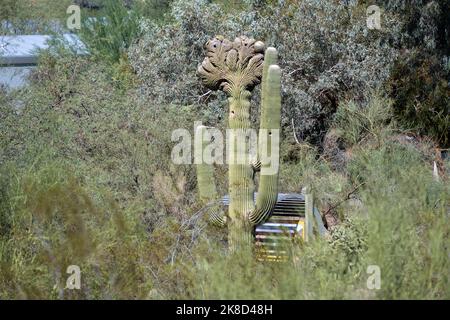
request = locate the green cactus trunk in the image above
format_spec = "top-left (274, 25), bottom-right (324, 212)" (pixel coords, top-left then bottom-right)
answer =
top-left (228, 91), bottom-right (256, 249)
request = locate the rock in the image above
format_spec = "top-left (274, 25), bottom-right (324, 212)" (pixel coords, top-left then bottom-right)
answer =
top-left (323, 129), bottom-right (348, 171)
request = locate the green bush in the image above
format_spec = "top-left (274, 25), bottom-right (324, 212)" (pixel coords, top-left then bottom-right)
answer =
top-left (0, 161), bottom-right (155, 299)
top-left (134, 0), bottom-right (173, 22)
top-left (180, 132), bottom-right (449, 299)
top-left (388, 51), bottom-right (450, 147)
top-left (80, 0), bottom-right (141, 63)
top-left (1, 0), bottom-right (449, 300)
top-left (129, 0), bottom-right (401, 144)
top-left (333, 93), bottom-right (394, 147)
top-left (0, 0), bottom-right (71, 34)
top-left (1, 51), bottom-right (189, 298)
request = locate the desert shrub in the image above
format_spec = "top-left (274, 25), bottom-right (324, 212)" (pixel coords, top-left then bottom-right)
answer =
top-left (352, 141), bottom-right (449, 299)
top-left (0, 0), bottom-right (23, 21)
top-left (279, 93), bottom-right (397, 222)
top-left (129, 0), bottom-right (402, 145)
top-left (388, 51), bottom-right (449, 147)
top-left (0, 50), bottom-right (217, 298)
top-left (1, 0), bottom-right (449, 300)
top-left (4, 49), bottom-right (205, 216)
top-left (0, 161), bottom-right (156, 299)
top-left (333, 93), bottom-right (395, 147)
top-left (179, 238), bottom-right (357, 300)
top-left (358, 0), bottom-right (450, 53)
top-left (80, 0), bottom-right (141, 63)
top-left (180, 127), bottom-right (449, 299)
top-left (134, 0), bottom-right (173, 22)
top-left (0, 0), bottom-right (71, 34)
top-left (129, 0), bottom-right (450, 147)
top-left (363, 186), bottom-right (448, 299)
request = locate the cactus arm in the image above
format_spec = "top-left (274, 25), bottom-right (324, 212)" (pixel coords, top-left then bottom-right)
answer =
top-left (259, 47), bottom-right (279, 132)
top-left (249, 49), bottom-right (281, 225)
top-left (305, 189), bottom-right (314, 242)
top-left (195, 125), bottom-right (218, 203)
top-left (313, 207), bottom-right (328, 237)
top-left (196, 159), bottom-right (218, 204)
top-left (195, 125), bottom-right (226, 226)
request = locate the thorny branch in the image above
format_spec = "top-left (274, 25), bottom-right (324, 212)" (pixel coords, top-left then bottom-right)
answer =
top-left (323, 182), bottom-right (365, 217)
top-left (197, 90), bottom-right (212, 103)
top-left (291, 118), bottom-right (301, 144)
top-left (165, 200), bottom-right (221, 265)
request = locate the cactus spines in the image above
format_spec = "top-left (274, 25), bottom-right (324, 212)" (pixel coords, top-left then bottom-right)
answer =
top-left (197, 36), bottom-right (282, 250)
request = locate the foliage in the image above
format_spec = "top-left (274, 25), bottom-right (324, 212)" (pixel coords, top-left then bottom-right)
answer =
top-left (333, 93), bottom-right (394, 147)
top-left (388, 51), bottom-right (449, 147)
top-left (359, 0), bottom-right (450, 54)
top-left (0, 51), bottom-right (204, 298)
top-left (129, 0), bottom-right (402, 144)
top-left (180, 154), bottom-right (449, 300)
top-left (0, 160), bottom-right (156, 299)
top-left (0, 0), bottom-right (71, 34)
top-left (129, 0), bottom-right (449, 146)
top-left (79, 0), bottom-right (141, 63)
top-left (134, 0), bottom-right (173, 22)
top-left (0, 0), bottom-right (448, 300)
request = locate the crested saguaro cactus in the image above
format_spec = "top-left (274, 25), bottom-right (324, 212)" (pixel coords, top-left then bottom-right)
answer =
top-left (197, 35), bottom-right (282, 250)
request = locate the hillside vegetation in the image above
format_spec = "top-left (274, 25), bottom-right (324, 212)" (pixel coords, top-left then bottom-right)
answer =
top-left (0, 0), bottom-right (448, 299)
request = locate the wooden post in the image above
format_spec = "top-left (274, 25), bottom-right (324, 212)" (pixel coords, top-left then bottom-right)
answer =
top-left (313, 207), bottom-right (328, 237)
top-left (305, 187), bottom-right (314, 242)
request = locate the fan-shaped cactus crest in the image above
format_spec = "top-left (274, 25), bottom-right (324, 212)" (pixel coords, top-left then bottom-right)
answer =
top-left (198, 35), bottom-right (265, 95)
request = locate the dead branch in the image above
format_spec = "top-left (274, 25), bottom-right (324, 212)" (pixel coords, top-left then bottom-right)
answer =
top-left (323, 182), bottom-right (365, 217)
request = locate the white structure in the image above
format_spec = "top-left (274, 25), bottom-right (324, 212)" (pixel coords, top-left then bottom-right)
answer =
top-left (433, 161), bottom-right (440, 182)
top-left (0, 34), bottom-right (87, 89)
top-left (0, 66), bottom-right (34, 90)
